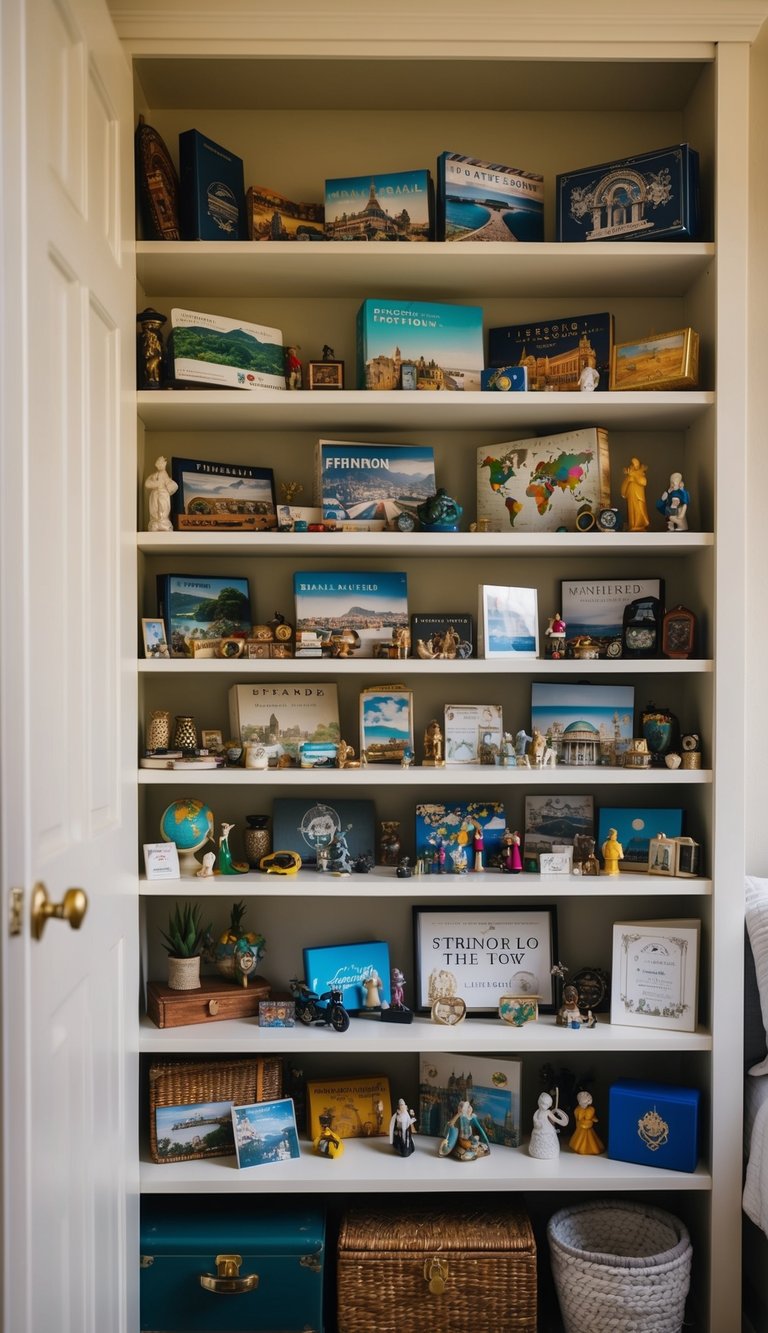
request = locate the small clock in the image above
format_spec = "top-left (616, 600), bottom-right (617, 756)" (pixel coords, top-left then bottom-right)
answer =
top-left (597, 507), bottom-right (622, 532)
top-left (572, 965), bottom-right (610, 1013)
top-left (605, 637), bottom-right (623, 659)
top-left (662, 604), bottom-right (697, 659)
top-left (622, 595), bottom-right (662, 658)
top-left (682, 732), bottom-right (701, 752)
top-left (395, 512), bottom-right (417, 532)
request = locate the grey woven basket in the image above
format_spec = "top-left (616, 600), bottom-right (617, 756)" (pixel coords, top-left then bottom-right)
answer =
top-left (547, 1199), bottom-right (692, 1333)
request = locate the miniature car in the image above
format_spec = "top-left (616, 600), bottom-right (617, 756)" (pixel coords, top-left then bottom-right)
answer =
top-left (259, 849), bottom-right (302, 875)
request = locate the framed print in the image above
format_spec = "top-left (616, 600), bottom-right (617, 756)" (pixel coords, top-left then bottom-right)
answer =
top-left (170, 457), bottom-right (277, 531)
top-left (560, 578), bottom-right (664, 658)
top-left (143, 842), bottom-right (180, 881)
top-left (142, 617), bottom-right (170, 659)
top-left (597, 807), bottom-right (684, 872)
top-left (478, 584), bottom-right (538, 658)
top-left (539, 850), bottom-right (573, 875)
top-left (359, 687), bottom-right (413, 763)
top-left (611, 919), bottom-right (700, 1031)
top-left (531, 682), bottom-right (634, 766)
top-left (610, 326), bottom-right (699, 391)
top-left (308, 359), bottom-right (345, 390)
top-left (419, 1053), bottom-right (522, 1146)
top-left (523, 794), bottom-right (594, 865)
top-left (200, 729), bottom-right (223, 751)
top-left (648, 835), bottom-right (677, 877)
top-left (412, 905), bottom-right (557, 1014)
top-left (231, 1098), bottom-right (301, 1168)
top-left (444, 703), bottom-right (503, 764)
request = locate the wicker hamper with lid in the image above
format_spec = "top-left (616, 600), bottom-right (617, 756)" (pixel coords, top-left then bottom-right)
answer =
top-left (337, 1205), bottom-right (536, 1333)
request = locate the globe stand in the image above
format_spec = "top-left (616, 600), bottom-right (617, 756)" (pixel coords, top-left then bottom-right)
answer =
top-left (178, 844), bottom-right (208, 877)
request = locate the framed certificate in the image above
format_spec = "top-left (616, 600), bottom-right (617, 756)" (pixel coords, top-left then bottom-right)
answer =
top-left (611, 919), bottom-right (700, 1032)
top-left (413, 906), bottom-right (557, 1014)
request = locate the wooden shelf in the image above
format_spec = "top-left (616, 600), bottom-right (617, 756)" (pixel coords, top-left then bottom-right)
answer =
top-left (138, 765), bottom-right (711, 786)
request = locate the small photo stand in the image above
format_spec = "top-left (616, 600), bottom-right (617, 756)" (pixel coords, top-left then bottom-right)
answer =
top-left (142, 617), bottom-right (170, 659)
top-left (307, 360), bottom-right (344, 390)
top-left (200, 729), bottom-right (223, 751)
top-left (648, 834), bottom-right (677, 876)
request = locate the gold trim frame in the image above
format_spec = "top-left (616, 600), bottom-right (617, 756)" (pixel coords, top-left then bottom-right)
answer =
top-left (610, 326), bottom-right (699, 391)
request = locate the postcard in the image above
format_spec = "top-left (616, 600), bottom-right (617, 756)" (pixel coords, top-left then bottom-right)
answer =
top-left (488, 311), bottom-right (613, 391)
top-left (325, 170), bottom-right (433, 241)
top-left (611, 920), bottom-right (700, 1032)
top-left (302, 939), bottom-right (391, 1012)
top-left (157, 574), bottom-right (251, 659)
top-left (294, 570), bottom-right (408, 657)
top-left (597, 807), bottom-right (684, 871)
top-left (444, 704), bottom-right (503, 764)
top-left (246, 184), bottom-right (324, 241)
top-left (357, 299), bottom-right (484, 392)
top-left (419, 1052), bottom-right (522, 1146)
top-left (170, 457), bottom-right (277, 530)
top-left (316, 440), bottom-right (436, 527)
top-left (523, 794), bottom-right (595, 865)
top-left (476, 428), bottom-right (611, 532)
top-left (170, 307), bottom-right (284, 391)
top-left (143, 842), bottom-right (180, 881)
top-left (561, 578), bottom-right (664, 656)
top-left (273, 797), bottom-right (375, 866)
top-left (359, 687), bottom-right (414, 763)
top-left (155, 1097), bottom-right (236, 1161)
top-left (231, 1098), bottom-right (301, 1168)
top-left (228, 682), bottom-right (340, 765)
top-left (436, 151), bottom-right (543, 243)
top-left (530, 682), bottom-right (635, 765)
top-left (306, 1075), bottom-right (391, 1139)
top-left (478, 584), bottom-right (538, 658)
top-left (416, 801), bottom-right (507, 871)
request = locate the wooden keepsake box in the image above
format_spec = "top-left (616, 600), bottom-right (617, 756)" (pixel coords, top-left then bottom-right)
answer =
top-left (146, 975), bottom-right (270, 1029)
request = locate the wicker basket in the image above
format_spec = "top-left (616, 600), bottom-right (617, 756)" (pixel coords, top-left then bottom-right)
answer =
top-left (547, 1200), bottom-right (692, 1333)
top-left (148, 1057), bottom-right (282, 1164)
top-left (337, 1205), bottom-right (536, 1333)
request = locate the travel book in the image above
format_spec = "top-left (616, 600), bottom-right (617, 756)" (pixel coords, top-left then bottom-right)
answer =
top-left (315, 440), bottom-right (436, 528)
top-left (228, 683), bottom-right (340, 765)
top-left (418, 1053), bottom-right (522, 1146)
top-left (436, 151), bottom-right (544, 242)
top-left (293, 571), bottom-right (408, 657)
top-left (488, 311), bottom-right (614, 391)
top-left (357, 299), bottom-right (484, 391)
top-left (246, 185), bottom-right (325, 241)
top-left (324, 170), bottom-right (433, 241)
top-left (170, 308), bottom-right (285, 391)
top-left (178, 129), bottom-right (246, 240)
top-left (157, 574), bottom-right (252, 658)
top-left (306, 1076), bottom-right (392, 1139)
top-left (476, 427), bottom-right (611, 532)
top-left (170, 457), bottom-right (277, 530)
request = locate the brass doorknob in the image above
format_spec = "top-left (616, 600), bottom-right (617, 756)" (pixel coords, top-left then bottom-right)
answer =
top-left (30, 882), bottom-right (88, 941)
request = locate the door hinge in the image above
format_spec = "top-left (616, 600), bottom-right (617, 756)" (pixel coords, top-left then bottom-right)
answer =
top-left (8, 888), bottom-right (23, 936)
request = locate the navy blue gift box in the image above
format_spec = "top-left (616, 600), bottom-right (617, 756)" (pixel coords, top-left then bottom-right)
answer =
top-left (179, 129), bottom-right (247, 241)
top-left (608, 1078), bottom-right (700, 1173)
top-left (556, 143), bottom-right (700, 243)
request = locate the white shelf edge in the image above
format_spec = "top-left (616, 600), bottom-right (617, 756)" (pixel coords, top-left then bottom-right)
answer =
top-left (138, 656), bottom-right (713, 675)
top-left (138, 765), bottom-right (712, 786)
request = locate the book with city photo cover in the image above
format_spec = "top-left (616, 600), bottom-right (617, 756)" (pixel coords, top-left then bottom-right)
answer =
top-left (316, 440), bottom-right (436, 528)
top-left (293, 571), bottom-right (408, 657)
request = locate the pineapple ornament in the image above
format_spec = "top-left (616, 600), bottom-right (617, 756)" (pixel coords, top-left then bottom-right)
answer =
top-left (213, 901), bottom-right (266, 988)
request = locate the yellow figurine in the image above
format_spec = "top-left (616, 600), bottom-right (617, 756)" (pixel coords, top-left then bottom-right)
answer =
top-left (601, 827), bottom-right (624, 875)
top-left (569, 1090), bottom-right (605, 1155)
top-left (313, 1124), bottom-right (344, 1159)
top-left (620, 456), bottom-right (650, 532)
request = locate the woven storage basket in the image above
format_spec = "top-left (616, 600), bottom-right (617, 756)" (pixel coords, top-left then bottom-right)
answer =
top-left (547, 1199), bottom-right (692, 1333)
top-left (148, 1057), bottom-right (282, 1164)
top-left (337, 1205), bottom-right (536, 1333)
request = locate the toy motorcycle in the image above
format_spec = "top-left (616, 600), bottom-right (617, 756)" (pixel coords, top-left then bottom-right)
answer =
top-left (289, 979), bottom-right (350, 1032)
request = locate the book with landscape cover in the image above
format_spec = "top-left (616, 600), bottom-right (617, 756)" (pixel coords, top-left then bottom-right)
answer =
top-left (157, 574), bottom-right (252, 658)
top-left (179, 128), bottom-right (246, 240)
top-left (316, 440), bottom-right (436, 528)
top-left (170, 308), bottom-right (285, 391)
top-left (488, 310), bottom-right (614, 391)
top-left (476, 427), bottom-right (611, 533)
top-left (293, 571), bottom-right (408, 657)
top-left (228, 683), bottom-right (340, 766)
top-left (246, 185), bottom-right (325, 240)
top-left (357, 299), bottom-right (484, 391)
top-left (436, 151), bottom-right (544, 242)
top-left (170, 457), bottom-right (276, 530)
top-left (325, 170), bottom-right (433, 241)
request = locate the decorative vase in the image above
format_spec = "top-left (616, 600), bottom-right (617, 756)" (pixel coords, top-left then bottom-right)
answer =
top-left (147, 708), bottom-right (172, 751)
top-left (640, 702), bottom-right (680, 767)
top-left (173, 714), bottom-right (198, 751)
top-left (167, 954), bottom-right (201, 991)
top-left (243, 815), bottom-right (271, 868)
top-left (379, 821), bottom-right (401, 867)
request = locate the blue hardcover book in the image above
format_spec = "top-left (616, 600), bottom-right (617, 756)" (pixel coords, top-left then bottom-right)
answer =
top-left (436, 151), bottom-right (544, 242)
top-left (556, 143), bottom-right (700, 243)
top-left (316, 439), bottom-right (436, 527)
top-left (179, 128), bottom-right (247, 240)
top-left (608, 1079), bottom-right (700, 1173)
top-left (303, 940), bottom-right (391, 1012)
top-left (488, 311), bottom-right (614, 391)
top-left (356, 299), bottom-right (484, 391)
top-left (157, 573), bottom-right (251, 658)
top-left (324, 170), bottom-right (433, 241)
top-left (273, 798), bottom-right (375, 866)
top-left (294, 570), bottom-right (408, 658)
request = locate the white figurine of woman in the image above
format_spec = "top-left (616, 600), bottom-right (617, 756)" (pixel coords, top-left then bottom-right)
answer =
top-left (528, 1091), bottom-right (569, 1159)
top-left (578, 362), bottom-right (600, 392)
top-left (144, 455), bottom-right (178, 532)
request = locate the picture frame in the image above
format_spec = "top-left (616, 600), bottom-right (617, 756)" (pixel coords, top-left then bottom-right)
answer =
top-left (412, 905), bottom-right (557, 1014)
top-left (523, 794), bottom-right (594, 865)
top-left (143, 842), bottom-right (180, 881)
top-left (648, 834), bottom-right (677, 877)
top-left (539, 850), bottom-right (573, 875)
top-left (444, 703), bottom-right (503, 764)
top-left (597, 807), bottom-right (684, 872)
top-left (611, 919), bottom-right (700, 1031)
top-left (307, 359), bottom-right (345, 390)
top-left (560, 578), bottom-right (664, 657)
top-left (359, 687), bottom-right (414, 763)
top-left (610, 326), bottom-right (700, 392)
top-left (231, 1098), bottom-right (301, 1168)
top-left (418, 1052), bottom-right (522, 1146)
top-left (415, 801), bottom-right (507, 870)
top-left (531, 682), bottom-right (635, 766)
top-left (478, 584), bottom-right (538, 658)
top-left (142, 617), bottom-right (170, 659)
top-left (199, 729), bottom-right (223, 751)
top-left (170, 456), bottom-right (277, 531)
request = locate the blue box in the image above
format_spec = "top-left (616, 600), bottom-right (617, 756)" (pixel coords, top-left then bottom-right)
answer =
top-left (608, 1078), bottom-right (700, 1173)
top-left (179, 129), bottom-right (247, 240)
top-left (140, 1197), bottom-right (325, 1331)
top-left (556, 143), bottom-right (700, 242)
top-left (481, 365), bottom-right (528, 392)
top-left (303, 939), bottom-right (391, 1012)
top-left (488, 311), bottom-right (613, 391)
top-left (436, 151), bottom-right (544, 242)
top-left (356, 298), bottom-right (484, 391)
top-left (325, 169), bottom-right (433, 240)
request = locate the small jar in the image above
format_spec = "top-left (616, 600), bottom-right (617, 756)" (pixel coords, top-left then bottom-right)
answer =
top-left (173, 715), bottom-right (198, 751)
top-left (147, 708), bottom-right (171, 751)
top-left (243, 815), bottom-right (271, 869)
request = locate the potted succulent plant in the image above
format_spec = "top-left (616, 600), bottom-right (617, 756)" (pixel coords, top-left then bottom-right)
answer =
top-left (161, 901), bottom-right (211, 991)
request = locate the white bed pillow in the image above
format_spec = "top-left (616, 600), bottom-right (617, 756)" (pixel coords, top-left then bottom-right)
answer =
top-left (746, 876), bottom-right (768, 1075)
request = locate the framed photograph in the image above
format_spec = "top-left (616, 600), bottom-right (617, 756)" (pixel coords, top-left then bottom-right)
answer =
top-left (307, 360), bottom-right (345, 390)
top-left (231, 1098), bottom-right (301, 1168)
top-left (531, 682), bottom-right (634, 766)
top-left (200, 729), bottom-right (223, 751)
top-left (444, 703), bottom-right (503, 764)
top-left (597, 807), bottom-right (684, 872)
top-left (419, 1053), bottom-right (522, 1146)
top-left (412, 906), bottom-right (557, 1014)
top-left (560, 578), bottom-right (664, 657)
top-left (611, 919), bottom-right (700, 1031)
top-left (170, 457), bottom-right (277, 531)
top-left (539, 850), bottom-right (573, 875)
top-left (359, 687), bottom-right (413, 763)
top-left (154, 1097), bottom-right (235, 1162)
top-left (142, 617), bottom-right (170, 659)
top-left (523, 794), bottom-right (594, 865)
top-left (416, 801), bottom-right (507, 870)
top-left (478, 584), bottom-right (538, 658)
top-left (610, 326), bottom-right (699, 392)
top-left (143, 842), bottom-right (180, 881)
top-left (648, 835), bottom-right (677, 877)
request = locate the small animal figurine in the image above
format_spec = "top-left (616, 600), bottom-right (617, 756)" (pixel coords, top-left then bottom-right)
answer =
top-left (620, 456), bottom-right (650, 532)
top-left (438, 1099), bottom-right (491, 1162)
top-left (601, 827), bottom-right (624, 875)
top-left (336, 739), bottom-right (359, 769)
top-left (569, 1090), bottom-right (605, 1155)
top-left (389, 1099), bottom-right (417, 1157)
top-left (528, 1091), bottom-right (569, 1159)
top-left (514, 728), bottom-right (532, 767)
top-left (656, 471), bottom-right (690, 531)
top-left (196, 850), bottom-right (216, 878)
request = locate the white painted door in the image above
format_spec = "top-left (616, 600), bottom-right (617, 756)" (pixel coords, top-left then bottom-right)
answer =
top-left (0, 0), bottom-right (137, 1329)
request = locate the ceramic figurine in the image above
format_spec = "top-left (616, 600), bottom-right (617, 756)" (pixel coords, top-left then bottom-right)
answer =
top-left (601, 827), bottom-right (624, 875)
top-left (423, 719), bottom-right (445, 766)
top-left (400, 746), bottom-right (415, 768)
top-left (327, 826), bottom-right (353, 875)
top-left (470, 820), bottom-right (485, 872)
top-left (389, 1099), bottom-right (417, 1156)
top-left (314, 1124), bottom-right (344, 1159)
top-left (416, 488), bottom-right (463, 532)
top-left (528, 1091), bottom-right (569, 1159)
top-left (217, 822), bottom-right (248, 874)
top-left (578, 362), bottom-right (600, 392)
top-left (514, 729), bottom-right (532, 767)
top-left (657, 471), bottom-right (690, 531)
top-left (396, 856), bottom-right (412, 878)
top-left (362, 974), bottom-right (384, 1009)
top-left (620, 456), bottom-right (650, 532)
top-left (351, 852), bottom-right (374, 873)
top-left (438, 1099), bottom-right (491, 1162)
top-left (557, 982), bottom-right (586, 1028)
top-left (531, 729), bottom-right (556, 767)
top-left (144, 455), bottom-right (178, 532)
top-left (137, 307), bottom-right (167, 389)
top-left (580, 838), bottom-right (600, 876)
top-left (336, 739), bottom-right (359, 768)
top-left (284, 345), bottom-right (302, 389)
top-left (501, 828), bottom-right (523, 873)
top-left (569, 1090), bottom-right (605, 1154)
top-left (500, 733), bottom-right (517, 766)
top-left (316, 846), bottom-right (330, 873)
top-left (545, 612), bottom-right (567, 658)
top-left (195, 851), bottom-right (216, 878)
top-left (391, 967), bottom-right (407, 1008)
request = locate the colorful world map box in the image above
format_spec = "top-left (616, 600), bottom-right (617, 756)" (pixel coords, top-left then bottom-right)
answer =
top-left (476, 427), bottom-right (611, 533)
top-left (357, 299), bottom-right (484, 391)
top-left (325, 170), bottom-right (433, 241)
top-left (436, 151), bottom-right (543, 242)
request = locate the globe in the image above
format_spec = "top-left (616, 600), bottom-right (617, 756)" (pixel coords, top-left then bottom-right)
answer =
top-left (160, 799), bottom-right (214, 875)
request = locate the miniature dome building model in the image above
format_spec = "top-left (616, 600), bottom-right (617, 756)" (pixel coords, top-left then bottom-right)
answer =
top-left (560, 719), bottom-right (601, 766)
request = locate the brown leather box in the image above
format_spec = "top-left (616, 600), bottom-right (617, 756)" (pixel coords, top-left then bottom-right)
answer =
top-left (146, 975), bottom-right (270, 1028)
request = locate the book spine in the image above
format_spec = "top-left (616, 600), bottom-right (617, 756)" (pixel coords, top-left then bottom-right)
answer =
top-left (178, 131), bottom-right (200, 241)
top-left (355, 305), bottom-right (366, 389)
